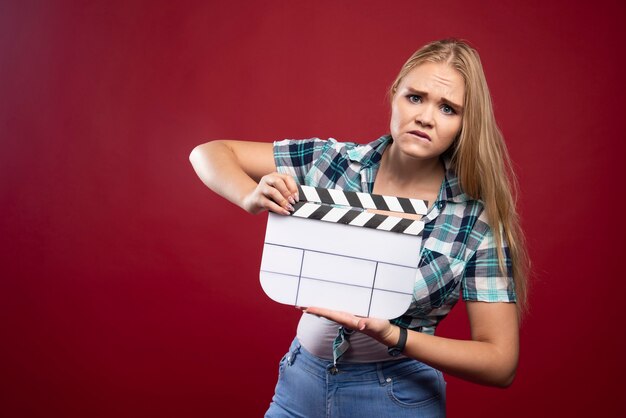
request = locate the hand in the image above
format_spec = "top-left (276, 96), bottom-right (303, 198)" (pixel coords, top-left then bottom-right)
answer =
top-left (242, 172), bottom-right (299, 215)
top-left (299, 306), bottom-right (396, 345)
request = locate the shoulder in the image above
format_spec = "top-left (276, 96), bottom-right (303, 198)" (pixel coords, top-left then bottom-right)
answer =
top-left (273, 135), bottom-right (390, 160)
top-left (272, 135), bottom-right (392, 189)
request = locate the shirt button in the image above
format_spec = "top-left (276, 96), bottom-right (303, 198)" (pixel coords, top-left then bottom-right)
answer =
top-left (386, 377), bottom-right (392, 383)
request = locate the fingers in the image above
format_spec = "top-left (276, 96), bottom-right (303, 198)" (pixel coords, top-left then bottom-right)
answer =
top-left (303, 306), bottom-right (389, 336)
top-left (260, 183), bottom-right (293, 214)
top-left (257, 173), bottom-right (299, 215)
top-left (283, 175), bottom-right (300, 202)
top-left (263, 174), bottom-right (299, 204)
top-left (303, 306), bottom-right (359, 327)
top-left (355, 318), bottom-right (366, 331)
top-left (263, 198), bottom-right (291, 215)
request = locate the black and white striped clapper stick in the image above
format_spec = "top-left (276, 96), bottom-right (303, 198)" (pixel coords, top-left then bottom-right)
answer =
top-left (290, 185), bottom-right (429, 236)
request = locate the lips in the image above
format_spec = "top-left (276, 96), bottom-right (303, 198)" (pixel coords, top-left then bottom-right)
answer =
top-left (409, 130), bottom-right (431, 141)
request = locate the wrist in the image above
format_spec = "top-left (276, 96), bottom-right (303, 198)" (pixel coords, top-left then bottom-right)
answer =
top-left (240, 183), bottom-right (261, 214)
top-left (381, 324), bottom-right (400, 347)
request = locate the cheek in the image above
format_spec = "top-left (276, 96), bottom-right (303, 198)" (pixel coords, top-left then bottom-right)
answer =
top-left (390, 102), bottom-right (411, 128)
top-left (389, 105), bottom-right (402, 132)
top-left (441, 119), bottom-right (462, 142)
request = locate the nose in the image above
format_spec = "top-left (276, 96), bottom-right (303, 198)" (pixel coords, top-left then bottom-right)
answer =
top-left (415, 104), bottom-right (434, 128)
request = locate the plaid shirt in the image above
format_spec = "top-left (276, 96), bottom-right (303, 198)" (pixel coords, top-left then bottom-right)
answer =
top-left (274, 135), bottom-right (516, 335)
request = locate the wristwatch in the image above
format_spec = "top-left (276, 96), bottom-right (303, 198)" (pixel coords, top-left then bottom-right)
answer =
top-left (387, 326), bottom-right (407, 357)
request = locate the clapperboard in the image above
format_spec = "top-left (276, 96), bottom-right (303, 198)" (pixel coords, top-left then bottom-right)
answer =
top-left (259, 185), bottom-right (428, 319)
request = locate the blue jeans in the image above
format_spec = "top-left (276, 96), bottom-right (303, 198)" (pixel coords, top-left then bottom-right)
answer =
top-left (265, 338), bottom-right (446, 417)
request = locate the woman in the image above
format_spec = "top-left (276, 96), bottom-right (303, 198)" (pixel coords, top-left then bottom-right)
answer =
top-left (189, 38), bottom-right (529, 417)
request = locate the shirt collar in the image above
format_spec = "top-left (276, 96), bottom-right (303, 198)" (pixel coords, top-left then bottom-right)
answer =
top-left (439, 157), bottom-right (470, 203)
top-left (347, 134), bottom-right (470, 203)
top-left (346, 135), bottom-right (390, 168)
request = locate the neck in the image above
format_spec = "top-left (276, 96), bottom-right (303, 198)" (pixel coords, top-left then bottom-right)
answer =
top-left (379, 142), bottom-right (445, 189)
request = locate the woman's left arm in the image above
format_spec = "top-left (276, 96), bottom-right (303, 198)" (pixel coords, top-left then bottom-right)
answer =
top-left (303, 300), bottom-right (519, 387)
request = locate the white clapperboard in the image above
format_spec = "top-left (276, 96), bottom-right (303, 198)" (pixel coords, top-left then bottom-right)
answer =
top-left (259, 185), bottom-right (428, 319)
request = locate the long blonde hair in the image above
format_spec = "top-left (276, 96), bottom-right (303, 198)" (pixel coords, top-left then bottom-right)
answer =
top-left (389, 39), bottom-right (530, 314)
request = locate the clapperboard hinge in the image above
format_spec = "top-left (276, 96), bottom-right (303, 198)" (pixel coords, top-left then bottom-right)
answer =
top-left (291, 185), bottom-right (429, 236)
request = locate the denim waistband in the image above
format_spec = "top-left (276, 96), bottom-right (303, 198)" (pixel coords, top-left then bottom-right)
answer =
top-left (284, 337), bottom-right (434, 383)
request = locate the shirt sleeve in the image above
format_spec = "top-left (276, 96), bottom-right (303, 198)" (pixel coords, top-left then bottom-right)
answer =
top-left (273, 138), bottom-right (331, 185)
top-left (461, 221), bottom-right (517, 303)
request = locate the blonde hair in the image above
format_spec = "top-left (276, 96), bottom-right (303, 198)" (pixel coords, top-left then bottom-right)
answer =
top-left (389, 39), bottom-right (530, 315)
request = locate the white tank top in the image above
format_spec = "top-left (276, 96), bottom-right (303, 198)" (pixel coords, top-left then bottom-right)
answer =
top-left (296, 313), bottom-right (406, 362)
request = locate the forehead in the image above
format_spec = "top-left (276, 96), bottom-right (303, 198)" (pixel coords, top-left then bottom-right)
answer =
top-left (398, 62), bottom-right (465, 103)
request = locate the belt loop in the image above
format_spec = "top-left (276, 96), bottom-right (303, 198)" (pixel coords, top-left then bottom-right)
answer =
top-left (376, 362), bottom-right (387, 385)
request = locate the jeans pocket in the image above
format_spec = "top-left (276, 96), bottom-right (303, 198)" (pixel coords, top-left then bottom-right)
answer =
top-left (387, 363), bottom-right (442, 407)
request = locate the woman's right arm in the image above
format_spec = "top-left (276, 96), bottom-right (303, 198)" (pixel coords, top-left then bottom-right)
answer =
top-left (188, 140), bottom-right (299, 215)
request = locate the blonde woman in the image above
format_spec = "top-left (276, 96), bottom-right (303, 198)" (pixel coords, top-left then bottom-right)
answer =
top-left (190, 38), bottom-right (529, 417)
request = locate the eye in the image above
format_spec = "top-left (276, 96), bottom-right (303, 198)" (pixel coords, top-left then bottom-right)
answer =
top-left (407, 94), bottom-right (422, 104)
top-left (441, 104), bottom-right (456, 115)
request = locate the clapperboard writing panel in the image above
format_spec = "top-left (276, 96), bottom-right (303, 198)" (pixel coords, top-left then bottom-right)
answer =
top-left (260, 186), bottom-right (428, 319)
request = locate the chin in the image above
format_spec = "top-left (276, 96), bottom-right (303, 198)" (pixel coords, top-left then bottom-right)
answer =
top-left (401, 149), bottom-right (436, 161)
top-left (396, 141), bottom-right (431, 157)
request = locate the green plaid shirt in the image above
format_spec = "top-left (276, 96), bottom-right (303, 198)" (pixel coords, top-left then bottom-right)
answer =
top-left (274, 135), bottom-right (516, 335)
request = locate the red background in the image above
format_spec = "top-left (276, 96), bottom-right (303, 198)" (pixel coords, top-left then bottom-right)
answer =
top-left (1, 0), bottom-right (625, 416)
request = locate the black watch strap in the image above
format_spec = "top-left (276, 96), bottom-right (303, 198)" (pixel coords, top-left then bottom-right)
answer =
top-left (387, 326), bottom-right (407, 357)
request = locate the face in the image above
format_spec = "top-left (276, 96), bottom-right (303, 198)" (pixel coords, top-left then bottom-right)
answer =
top-left (389, 62), bottom-right (465, 162)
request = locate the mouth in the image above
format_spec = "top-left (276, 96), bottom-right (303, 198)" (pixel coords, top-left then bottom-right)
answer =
top-left (408, 130), bottom-right (431, 141)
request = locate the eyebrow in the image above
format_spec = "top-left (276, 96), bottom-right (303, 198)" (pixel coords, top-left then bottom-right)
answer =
top-left (405, 87), bottom-right (464, 111)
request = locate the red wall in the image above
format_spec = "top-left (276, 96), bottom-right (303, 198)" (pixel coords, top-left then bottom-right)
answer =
top-left (1, 0), bottom-right (625, 416)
